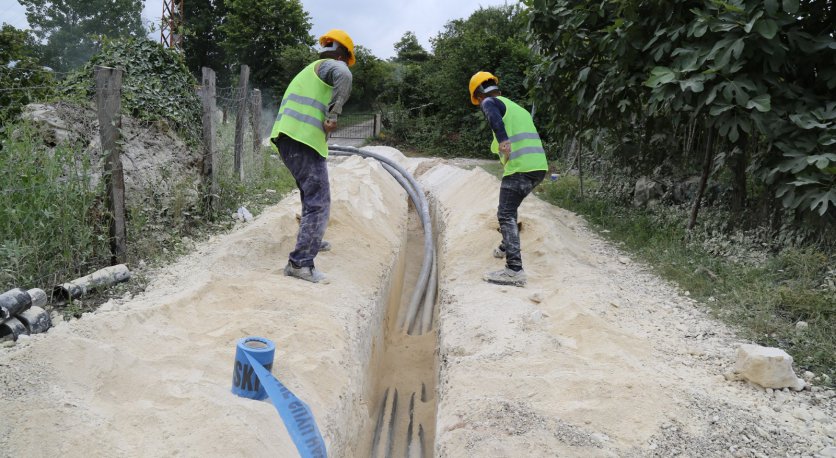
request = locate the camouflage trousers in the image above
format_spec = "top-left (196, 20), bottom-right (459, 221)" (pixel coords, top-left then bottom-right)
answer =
top-left (275, 135), bottom-right (330, 268)
top-left (497, 170), bottom-right (545, 270)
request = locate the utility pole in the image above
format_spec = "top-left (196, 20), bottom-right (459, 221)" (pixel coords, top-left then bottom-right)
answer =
top-left (161, 0), bottom-right (185, 50)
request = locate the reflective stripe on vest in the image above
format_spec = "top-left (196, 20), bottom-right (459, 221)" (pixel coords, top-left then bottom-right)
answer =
top-left (490, 96), bottom-right (548, 176)
top-left (270, 59), bottom-right (334, 158)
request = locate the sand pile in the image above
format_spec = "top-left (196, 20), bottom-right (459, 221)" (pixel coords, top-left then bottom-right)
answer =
top-left (1, 147), bottom-right (834, 458)
top-left (0, 155), bottom-right (406, 457)
top-left (418, 164), bottom-right (835, 457)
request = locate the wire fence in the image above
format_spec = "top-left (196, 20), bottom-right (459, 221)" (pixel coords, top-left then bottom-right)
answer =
top-left (0, 65), bottom-right (271, 302)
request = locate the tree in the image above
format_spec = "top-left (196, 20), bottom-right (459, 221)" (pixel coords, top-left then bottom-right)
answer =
top-left (344, 45), bottom-right (392, 112)
top-left (183, 0), bottom-right (229, 87)
top-left (526, 0), bottom-right (836, 218)
top-left (408, 5), bottom-right (535, 156)
top-left (220, 0), bottom-right (314, 103)
top-left (19, 0), bottom-right (145, 72)
top-left (61, 38), bottom-right (202, 143)
top-left (393, 31), bottom-right (429, 63)
top-left (266, 43), bottom-right (317, 115)
top-left (0, 24), bottom-right (53, 125)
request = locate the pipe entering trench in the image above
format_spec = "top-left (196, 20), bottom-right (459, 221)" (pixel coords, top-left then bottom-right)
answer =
top-left (329, 147), bottom-right (439, 457)
top-left (363, 204), bottom-right (438, 458)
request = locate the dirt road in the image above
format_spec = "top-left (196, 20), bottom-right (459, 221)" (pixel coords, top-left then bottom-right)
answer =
top-left (1, 147), bottom-right (833, 457)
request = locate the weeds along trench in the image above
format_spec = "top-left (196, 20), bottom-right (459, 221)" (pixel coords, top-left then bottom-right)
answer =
top-left (330, 147), bottom-right (440, 457)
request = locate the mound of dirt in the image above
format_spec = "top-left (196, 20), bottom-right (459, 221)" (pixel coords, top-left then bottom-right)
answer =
top-left (0, 154), bottom-right (407, 456)
top-left (1, 146), bottom-right (833, 457)
top-left (21, 102), bottom-right (202, 209)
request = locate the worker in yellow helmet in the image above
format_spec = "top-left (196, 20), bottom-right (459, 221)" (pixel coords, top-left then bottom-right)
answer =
top-left (469, 71), bottom-right (548, 287)
top-left (270, 29), bottom-right (355, 283)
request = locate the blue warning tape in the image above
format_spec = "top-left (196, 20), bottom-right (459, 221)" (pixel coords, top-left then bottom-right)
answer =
top-left (244, 353), bottom-right (328, 458)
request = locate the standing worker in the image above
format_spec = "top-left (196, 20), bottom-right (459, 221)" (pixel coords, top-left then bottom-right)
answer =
top-left (469, 71), bottom-right (548, 287)
top-left (270, 29), bottom-right (355, 284)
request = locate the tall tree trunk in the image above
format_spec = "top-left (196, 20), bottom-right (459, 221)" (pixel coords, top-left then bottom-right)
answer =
top-left (688, 129), bottom-right (714, 231)
top-left (730, 137), bottom-right (749, 217)
top-left (639, 117), bottom-right (653, 167)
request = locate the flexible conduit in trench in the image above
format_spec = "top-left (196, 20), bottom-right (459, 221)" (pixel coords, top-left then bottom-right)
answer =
top-left (330, 146), bottom-right (439, 456)
top-left (329, 146), bottom-right (436, 335)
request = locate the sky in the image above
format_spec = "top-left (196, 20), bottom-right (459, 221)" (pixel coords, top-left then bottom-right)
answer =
top-left (0, 0), bottom-right (514, 59)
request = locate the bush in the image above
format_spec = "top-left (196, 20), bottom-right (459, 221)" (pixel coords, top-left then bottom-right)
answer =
top-left (0, 122), bottom-right (108, 291)
top-left (61, 37), bottom-right (202, 146)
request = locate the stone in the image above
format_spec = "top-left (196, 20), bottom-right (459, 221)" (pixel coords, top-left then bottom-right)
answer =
top-left (803, 371), bottom-right (816, 381)
top-left (528, 292), bottom-right (544, 304)
top-left (796, 321), bottom-right (809, 331)
top-left (618, 256), bottom-right (630, 264)
top-left (524, 310), bottom-right (545, 323)
top-left (813, 410), bottom-right (831, 423)
top-left (819, 446), bottom-right (836, 457)
top-left (633, 176), bottom-right (665, 207)
top-left (591, 433), bottom-right (610, 443)
top-left (792, 407), bottom-right (813, 422)
top-left (729, 344), bottom-right (806, 391)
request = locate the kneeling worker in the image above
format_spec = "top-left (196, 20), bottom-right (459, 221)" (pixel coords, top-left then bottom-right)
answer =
top-left (469, 71), bottom-right (548, 287)
top-left (270, 29), bottom-right (355, 283)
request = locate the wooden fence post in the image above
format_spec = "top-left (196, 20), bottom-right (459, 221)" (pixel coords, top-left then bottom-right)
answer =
top-left (250, 88), bottom-right (262, 179)
top-left (233, 65), bottom-right (250, 181)
top-left (95, 66), bottom-right (127, 265)
top-left (577, 136), bottom-right (584, 200)
top-left (374, 113), bottom-right (382, 137)
top-left (200, 67), bottom-right (218, 212)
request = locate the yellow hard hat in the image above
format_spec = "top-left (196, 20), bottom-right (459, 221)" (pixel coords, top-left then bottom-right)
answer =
top-left (469, 71), bottom-right (499, 105)
top-left (319, 29), bottom-right (356, 67)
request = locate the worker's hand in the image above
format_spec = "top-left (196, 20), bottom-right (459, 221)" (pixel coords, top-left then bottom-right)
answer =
top-left (499, 140), bottom-right (511, 163)
top-left (324, 119), bottom-right (337, 133)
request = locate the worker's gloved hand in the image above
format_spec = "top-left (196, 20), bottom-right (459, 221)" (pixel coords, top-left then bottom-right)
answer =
top-left (499, 140), bottom-right (511, 163)
top-left (324, 119), bottom-right (338, 133)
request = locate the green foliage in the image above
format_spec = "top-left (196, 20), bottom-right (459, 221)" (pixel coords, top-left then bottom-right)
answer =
top-left (61, 38), bottom-right (202, 146)
top-left (269, 44), bottom-right (318, 106)
top-left (384, 5), bottom-right (536, 157)
top-left (526, 0), bottom-right (836, 217)
top-left (537, 175), bottom-right (836, 384)
top-left (213, 123), bottom-right (295, 217)
top-left (183, 0), bottom-right (230, 87)
top-left (220, 0), bottom-right (313, 103)
top-left (393, 31), bottom-right (430, 63)
top-left (0, 24), bottom-right (54, 125)
top-left (346, 45), bottom-right (393, 112)
top-left (0, 122), bottom-right (109, 291)
top-left (18, 0), bottom-right (145, 72)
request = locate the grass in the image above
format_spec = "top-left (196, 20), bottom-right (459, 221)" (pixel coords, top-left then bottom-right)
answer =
top-left (0, 119), bottom-right (295, 317)
top-left (0, 123), bottom-right (110, 293)
top-left (533, 173), bottom-right (836, 386)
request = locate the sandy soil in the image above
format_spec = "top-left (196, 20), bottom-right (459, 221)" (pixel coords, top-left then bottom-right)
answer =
top-left (418, 163), bottom-right (835, 457)
top-left (0, 154), bottom-right (408, 457)
top-left (1, 146), bottom-right (834, 458)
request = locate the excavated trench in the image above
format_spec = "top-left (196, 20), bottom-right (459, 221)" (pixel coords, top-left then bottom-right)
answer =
top-left (357, 205), bottom-right (439, 458)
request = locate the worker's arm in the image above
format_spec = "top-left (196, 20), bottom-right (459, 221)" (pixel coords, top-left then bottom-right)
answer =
top-left (480, 97), bottom-right (511, 161)
top-left (316, 59), bottom-right (353, 132)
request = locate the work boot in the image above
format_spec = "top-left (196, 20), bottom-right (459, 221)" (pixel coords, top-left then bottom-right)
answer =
top-left (492, 245), bottom-right (506, 259)
top-left (483, 267), bottom-right (526, 287)
top-left (284, 262), bottom-right (330, 284)
top-left (319, 240), bottom-right (332, 252)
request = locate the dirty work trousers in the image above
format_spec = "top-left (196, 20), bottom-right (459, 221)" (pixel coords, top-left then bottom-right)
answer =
top-left (497, 170), bottom-right (546, 271)
top-left (274, 135), bottom-right (330, 268)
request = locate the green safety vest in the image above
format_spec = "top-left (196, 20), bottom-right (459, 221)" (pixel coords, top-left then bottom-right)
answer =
top-left (270, 59), bottom-right (334, 158)
top-left (490, 96), bottom-right (548, 176)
